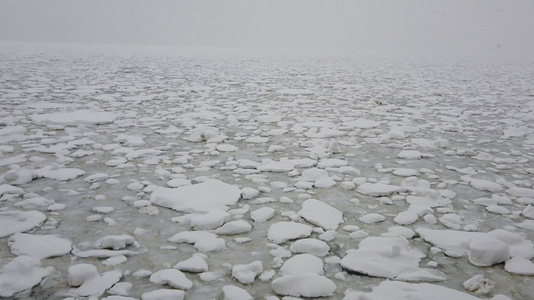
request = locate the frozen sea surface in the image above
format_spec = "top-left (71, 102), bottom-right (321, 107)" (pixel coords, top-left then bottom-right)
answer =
top-left (1, 46), bottom-right (534, 299)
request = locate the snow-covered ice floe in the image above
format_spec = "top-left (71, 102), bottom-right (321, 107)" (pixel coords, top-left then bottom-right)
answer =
top-left (0, 45), bottom-right (533, 299)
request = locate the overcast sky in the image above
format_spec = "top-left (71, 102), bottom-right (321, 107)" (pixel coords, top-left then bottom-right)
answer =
top-left (1, 0), bottom-right (533, 61)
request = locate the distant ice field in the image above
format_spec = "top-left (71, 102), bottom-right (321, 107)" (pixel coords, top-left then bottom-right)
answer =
top-left (1, 47), bottom-right (534, 299)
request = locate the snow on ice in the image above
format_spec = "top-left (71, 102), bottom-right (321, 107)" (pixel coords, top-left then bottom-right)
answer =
top-left (0, 47), bottom-right (533, 299)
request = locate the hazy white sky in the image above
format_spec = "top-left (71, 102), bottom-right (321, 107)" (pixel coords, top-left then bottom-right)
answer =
top-left (1, 0), bottom-right (533, 60)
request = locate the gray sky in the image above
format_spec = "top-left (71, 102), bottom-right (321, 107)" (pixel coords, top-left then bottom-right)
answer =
top-left (1, 0), bottom-right (533, 61)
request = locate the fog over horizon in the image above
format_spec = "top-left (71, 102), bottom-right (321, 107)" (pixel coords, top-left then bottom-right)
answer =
top-left (1, 1), bottom-right (534, 61)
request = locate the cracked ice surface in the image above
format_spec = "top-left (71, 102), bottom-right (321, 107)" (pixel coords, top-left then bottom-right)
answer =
top-left (0, 46), bottom-right (534, 299)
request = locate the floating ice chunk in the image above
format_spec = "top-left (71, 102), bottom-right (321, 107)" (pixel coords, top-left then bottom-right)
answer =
top-left (194, 237), bottom-right (226, 252)
top-left (151, 179), bottom-right (241, 213)
top-left (507, 187), bottom-right (534, 198)
top-left (70, 269), bottom-right (123, 297)
top-left (222, 285), bottom-right (254, 300)
top-left (216, 144), bottom-right (239, 152)
top-left (0, 154), bottom-right (28, 167)
top-left (0, 210), bottom-right (46, 238)
top-left (317, 158), bottom-right (347, 168)
top-left (439, 213), bottom-right (464, 230)
top-left (149, 269), bottom-right (192, 290)
top-left (73, 248), bottom-right (137, 258)
top-left (397, 150), bottom-right (422, 159)
top-left (271, 274), bottom-right (336, 298)
top-left (36, 165), bottom-right (85, 181)
top-left (96, 235), bottom-right (138, 250)
top-left (182, 210), bottom-right (230, 230)
top-left (276, 88), bottom-right (314, 95)
top-left (300, 168), bottom-right (329, 182)
top-left (167, 178), bottom-right (191, 188)
top-left (359, 213), bottom-right (386, 224)
top-left (107, 282), bottom-right (133, 296)
top-left (504, 257), bottom-right (534, 275)
top-left (340, 236), bottom-right (424, 279)
top-left (48, 203), bottom-right (66, 211)
top-left (245, 136), bottom-right (269, 143)
top-left (257, 160), bottom-right (295, 173)
top-left (132, 270), bottom-right (152, 278)
top-left (357, 182), bottom-right (406, 196)
top-left (290, 238), bottom-right (330, 256)
top-left (185, 127), bottom-right (227, 143)
top-left (241, 187), bottom-right (259, 199)
top-left (93, 206), bottom-right (114, 214)
top-left (14, 196), bottom-right (55, 209)
top-left (268, 221), bottom-right (313, 244)
top-left (388, 226), bottom-right (415, 238)
top-left (394, 211), bottom-right (419, 225)
top-left (468, 236), bottom-right (510, 266)
top-left (68, 264), bottom-right (98, 287)
top-left (31, 110), bottom-right (115, 125)
top-left (462, 177), bottom-right (503, 192)
top-left (0, 125), bottom-right (26, 136)
top-left (344, 118), bottom-right (381, 129)
top-left (214, 220), bottom-right (252, 235)
top-left (411, 138), bottom-right (448, 149)
top-left (1, 167), bottom-right (37, 185)
top-left (407, 195), bottom-right (451, 210)
top-left (8, 233), bottom-right (72, 259)
top-left (0, 256), bottom-right (51, 297)
top-left (394, 268), bottom-right (447, 282)
top-left (418, 227), bottom-right (534, 269)
top-left (486, 205), bottom-right (510, 215)
top-left (156, 125), bottom-right (181, 134)
top-left (487, 229), bottom-right (534, 259)
top-left (343, 281), bottom-right (484, 300)
top-left (298, 199), bottom-right (343, 230)
top-left (125, 148), bottom-right (164, 160)
top-left (251, 207), bottom-right (275, 222)
top-left (523, 205), bottom-right (534, 219)
top-left (463, 274), bottom-right (495, 295)
top-left (106, 157), bottom-right (127, 167)
top-left (114, 134), bottom-right (145, 146)
top-left (84, 173), bottom-right (109, 183)
top-left (393, 168), bottom-right (419, 177)
top-left (141, 289), bottom-right (185, 300)
top-left (280, 254), bottom-right (324, 276)
top-left (516, 220), bottom-right (534, 231)
top-left (0, 184), bottom-right (24, 197)
top-left (199, 270), bottom-right (225, 282)
top-left (232, 261), bottom-right (263, 284)
top-left (174, 256), bottom-right (208, 273)
top-left (168, 231), bottom-right (217, 243)
top-left (314, 177), bottom-right (337, 188)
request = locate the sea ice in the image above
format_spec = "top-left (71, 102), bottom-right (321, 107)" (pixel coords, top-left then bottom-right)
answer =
top-left (251, 207), bottom-right (275, 222)
top-left (141, 289), bottom-right (185, 300)
top-left (149, 269), bottom-right (193, 290)
top-left (0, 210), bottom-right (46, 238)
top-left (30, 110), bottom-right (115, 125)
top-left (222, 285), bottom-right (254, 300)
top-left (232, 261), bottom-right (263, 284)
top-left (290, 238), bottom-right (330, 256)
top-left (343, 280), bottom-right (486, 300)
top-left (268, 221), bottom-right (313, 244)
top-left (174, 256), bottom-right (208, 273)
top-left (357, 182), bottom-right (406, 196)
top-left (0, 256), bottom-right (52, 297)
top-left (151, 179), bottom-right (241, 213)
top-left (298, 199), bottom-right (344, 230)
top-left (8, 233), bottom-right (72, 259)
top-left (340, 236), bottom-right (432, 280)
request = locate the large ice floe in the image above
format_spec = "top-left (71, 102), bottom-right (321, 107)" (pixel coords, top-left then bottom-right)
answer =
top-left (0, 44), bottom-right (533, 299)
